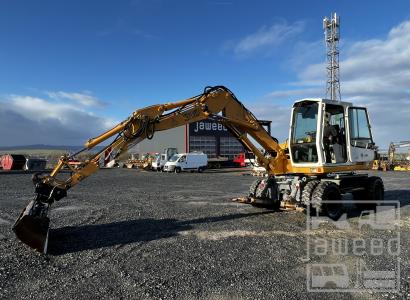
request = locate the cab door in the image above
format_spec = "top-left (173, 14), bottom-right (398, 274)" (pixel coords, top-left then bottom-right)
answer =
top-left (347, 107), bottom-right (376, 162)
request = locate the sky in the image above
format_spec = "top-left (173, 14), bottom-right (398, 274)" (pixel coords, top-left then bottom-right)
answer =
top-left (0, 0), bottom-right (409, 149)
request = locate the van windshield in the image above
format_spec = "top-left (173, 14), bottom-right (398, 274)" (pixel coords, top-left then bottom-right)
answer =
top-left (169, 154), bottom-right (179, 162)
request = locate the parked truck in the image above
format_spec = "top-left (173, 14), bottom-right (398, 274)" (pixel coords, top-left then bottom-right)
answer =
top-left (151, 147), bottom-right (178, 171)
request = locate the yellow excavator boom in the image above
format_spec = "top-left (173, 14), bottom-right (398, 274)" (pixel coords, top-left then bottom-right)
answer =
top-left (47, 86), bottom-right (288, 192)
top-left (13, 86), bottom-right (288, 252)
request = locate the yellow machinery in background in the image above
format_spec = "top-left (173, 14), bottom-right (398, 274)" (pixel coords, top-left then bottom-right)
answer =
top-left (373, 141), bottom-right (410, 171)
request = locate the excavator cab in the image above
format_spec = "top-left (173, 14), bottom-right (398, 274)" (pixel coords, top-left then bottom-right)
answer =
top-left (289, 99), bottom-right (376, 171)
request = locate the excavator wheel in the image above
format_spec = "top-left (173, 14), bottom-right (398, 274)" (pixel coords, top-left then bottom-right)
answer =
top-left (301, 180), bottom-right (320, 206)
top-left (311, 181), bottom-right (343, 220)
top-left (353, 176), bottom-right (384, 210)
top-left (248, 178), bottom-right (262, 198)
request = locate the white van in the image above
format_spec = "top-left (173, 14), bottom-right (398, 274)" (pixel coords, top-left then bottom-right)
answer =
top-left (163, 152), bottom-right (208, 173)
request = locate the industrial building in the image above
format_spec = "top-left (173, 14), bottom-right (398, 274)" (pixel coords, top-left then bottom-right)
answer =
top-left (132, 118), bottom-right (271, 159)
top-left (132, 119), bottom-right (242, 159)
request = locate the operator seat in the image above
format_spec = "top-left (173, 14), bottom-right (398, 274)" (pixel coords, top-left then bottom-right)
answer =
top-left (323, 114), bottom-right (337, 163)
top-left (330, 124), bottom-right (344, 163)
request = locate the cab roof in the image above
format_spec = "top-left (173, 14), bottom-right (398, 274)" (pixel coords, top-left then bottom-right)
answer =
top-left (293, 98), bottom-right (354, 108)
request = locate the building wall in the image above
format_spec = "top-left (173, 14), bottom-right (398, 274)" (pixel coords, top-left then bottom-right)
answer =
top-left (130, 126), bottom-right (186, 156)
top-left (188, 119), bottom-right (243, 159)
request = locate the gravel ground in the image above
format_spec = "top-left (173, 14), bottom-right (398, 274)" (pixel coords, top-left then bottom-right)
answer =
top-left (0, 169), bottom-right (409, 300)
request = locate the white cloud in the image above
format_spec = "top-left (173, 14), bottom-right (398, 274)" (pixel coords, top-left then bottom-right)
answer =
top-left (288, 40), bottom-right (324, 70)
top-left (248, 103), bottom-right (291, 142)
top-left (47, 91), bottom-right (105, 107)
top-left (230, 20), bottom-right (305, 56)
top-left (0, 95), bottom-right (116, 146)
top-left (260, 20), bottom-right (410, 148)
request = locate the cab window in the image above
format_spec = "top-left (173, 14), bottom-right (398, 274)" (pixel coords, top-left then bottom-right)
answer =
top-left (292, 104), bottom-right (318, 144)
top-left (179, 155), bottom-right (186, 162)
top-left (290, 102), bottom-right (319, 163)
top-left (348, 108), bottom-right (373, 148)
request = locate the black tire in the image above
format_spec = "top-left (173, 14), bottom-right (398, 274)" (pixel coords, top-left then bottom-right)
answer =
top-left (354, 176), bottom-right (384, 209)
top-left (248, 179), bottom-right (262, 198)
top-left (352, 190), bottom-right (366, 200)
top-left (174, 167), bottom-right (181, 174)
top-left (311, 181), bottom-right (343, 220)
top-left (301, 180), bottom-right (320, 206)
top-left (198, 167), bottom-right (204, 173)
top-left (367, 176), bottom-right (384, 201)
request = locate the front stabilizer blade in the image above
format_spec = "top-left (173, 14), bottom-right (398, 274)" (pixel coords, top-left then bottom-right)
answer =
top-left (13, 199), bottom-right (50, 254)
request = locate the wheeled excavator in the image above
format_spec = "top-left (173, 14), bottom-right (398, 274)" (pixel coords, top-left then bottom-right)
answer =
top-left (13, 86), bottom-right (384, 253)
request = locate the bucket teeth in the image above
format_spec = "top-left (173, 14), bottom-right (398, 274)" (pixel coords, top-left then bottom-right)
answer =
top-left (12, 199), bottom-right (50, 254)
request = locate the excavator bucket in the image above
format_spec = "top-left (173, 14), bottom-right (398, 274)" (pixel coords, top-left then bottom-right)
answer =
top-left (12, 199), bottom-right (50, 253)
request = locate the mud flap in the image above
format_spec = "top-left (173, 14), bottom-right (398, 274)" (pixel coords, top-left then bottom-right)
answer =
top-left (12, 199), bottom-right (50, 254)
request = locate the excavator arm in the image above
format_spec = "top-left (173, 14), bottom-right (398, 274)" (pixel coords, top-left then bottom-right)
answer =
top-left (13, 86), bottom-right (288, 252)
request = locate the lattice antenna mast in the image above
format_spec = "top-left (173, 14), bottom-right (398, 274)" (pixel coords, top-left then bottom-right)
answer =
top-left (323, 13), bottom-right (341, 101)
